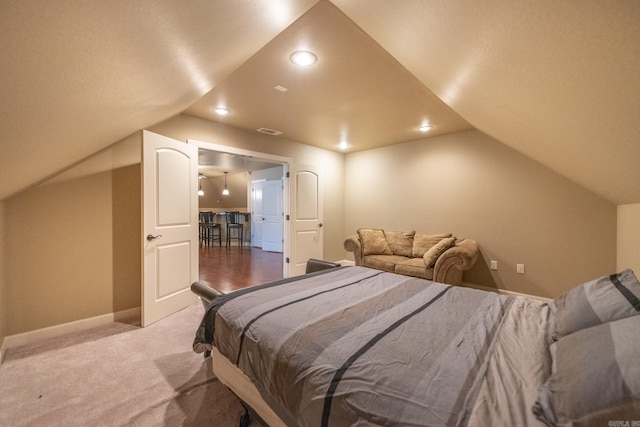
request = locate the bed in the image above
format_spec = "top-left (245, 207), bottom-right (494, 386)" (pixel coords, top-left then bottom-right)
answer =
top-left (193, 265), bottom-right (640, 427)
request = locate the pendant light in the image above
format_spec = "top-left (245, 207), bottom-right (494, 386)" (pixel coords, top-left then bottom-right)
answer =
top-left (222, 171), bottom-right (229, 195)
top-left (198, 174), bottom-right (204, 196)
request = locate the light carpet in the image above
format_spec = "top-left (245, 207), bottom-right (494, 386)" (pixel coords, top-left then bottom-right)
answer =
top-left (0, 303), bottom-right (259, 426)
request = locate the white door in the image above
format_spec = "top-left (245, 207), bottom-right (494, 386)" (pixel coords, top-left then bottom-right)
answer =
top-left (262, 179), bottom-right (283, 252)
top-left (251, 180), bottom-right (265, 247)
top-left (142, 130), bottom-right (198, 326)
top-left (289, 164), bottom-right (323, 276)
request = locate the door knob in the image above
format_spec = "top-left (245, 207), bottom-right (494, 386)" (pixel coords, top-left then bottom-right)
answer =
top-left (318, 223), bottom-right (323, 228)
top-left (146, 234), bottom-right (163, 241)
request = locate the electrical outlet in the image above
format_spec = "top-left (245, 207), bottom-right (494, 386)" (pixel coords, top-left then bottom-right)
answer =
top-left (490, 260), bottom-right (498, 270)
top-left (517, 264), bottom-right (525, 274)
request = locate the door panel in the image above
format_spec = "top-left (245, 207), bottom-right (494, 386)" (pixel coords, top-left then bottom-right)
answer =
top-left (262, 180), bottom-right (283, 252)
top-left (157, 149), bottom-right (191, 224)
top-left (296, 172), bottom-right (318, 219)
top-left (289, 165), bottom-right (323, 276)
top-left (142, 130), bottom-right (197, 327)
top-left (251, 180), bottom-right (264, 247)
top-left (156, 242), bottom-right (191, 298)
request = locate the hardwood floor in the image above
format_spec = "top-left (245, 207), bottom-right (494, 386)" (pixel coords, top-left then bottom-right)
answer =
top-left (199, 245), bottom-right (284, 294)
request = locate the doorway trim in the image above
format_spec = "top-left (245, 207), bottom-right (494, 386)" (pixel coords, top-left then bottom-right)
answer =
top-left (187, 139), bottom-right (292, 278)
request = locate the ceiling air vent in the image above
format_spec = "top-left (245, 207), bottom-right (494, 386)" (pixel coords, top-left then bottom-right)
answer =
top-left (257, 127), bottom-right (283, 136)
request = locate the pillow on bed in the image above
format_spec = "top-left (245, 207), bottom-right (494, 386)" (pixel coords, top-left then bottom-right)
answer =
top-left (412, 233), bottom-right (452, 258)
top-left (532, 315), bottom-right (640, 426)
top-left (384, 230), bottom-right (415, 256)
top-left (423, 236), bottom-right (456, 268)
top-left (551, 269), bottom-right (640, 340)
top-left (357, 228), bottom-right (392, 256)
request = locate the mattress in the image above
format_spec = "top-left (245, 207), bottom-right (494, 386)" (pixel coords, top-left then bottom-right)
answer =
top-left (194, 266), bottom-right (552, 426)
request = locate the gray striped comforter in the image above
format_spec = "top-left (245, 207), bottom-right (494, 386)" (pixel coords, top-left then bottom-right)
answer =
top-left (194, 266), bottom-right (551, 427)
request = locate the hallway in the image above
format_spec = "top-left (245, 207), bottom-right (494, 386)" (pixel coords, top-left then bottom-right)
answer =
top-left (198, 245), bottom-right (283, 294)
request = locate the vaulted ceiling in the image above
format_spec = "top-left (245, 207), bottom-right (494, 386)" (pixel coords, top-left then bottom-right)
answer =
top-left (1, 1), bottom-right (638, 204)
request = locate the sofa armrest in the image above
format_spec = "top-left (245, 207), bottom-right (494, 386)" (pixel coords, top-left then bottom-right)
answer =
top-left (191, 281), bottom-right (224, 309)
top-left (343, 234), bottom-right (364, 265)
top-left (433, 239), bottom-right (479, 285)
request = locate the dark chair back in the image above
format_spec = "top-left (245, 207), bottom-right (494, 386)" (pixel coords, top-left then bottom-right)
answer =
top-left (200, 211), bottom-right (214, 224)
top-left (225, 211), bottom-right (244, 247)
top-left (199, 211), bottom-right (221, 246)
top-left (227, 211), bottom-right (242, 224)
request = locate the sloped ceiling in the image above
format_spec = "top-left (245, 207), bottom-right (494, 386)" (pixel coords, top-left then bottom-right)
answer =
top-left (1, 0), bottom-right (639, 204)
top-left (333, 0), bottom-right (640, 205)
top-left (0, 0), bottom-right (317, 200)
top-left (185, 1), bottom-right (473, 152)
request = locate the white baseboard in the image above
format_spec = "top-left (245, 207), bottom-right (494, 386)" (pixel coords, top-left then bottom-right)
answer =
top-left (0, 306), bottom-right (140, 365)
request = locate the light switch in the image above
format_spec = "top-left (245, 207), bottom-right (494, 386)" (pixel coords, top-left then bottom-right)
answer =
top-left (517, 264), bottom-right (525, 274)
top-left (490, 260), bottom-right (498, 270)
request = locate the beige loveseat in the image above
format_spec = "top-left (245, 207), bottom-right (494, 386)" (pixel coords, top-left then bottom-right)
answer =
top-left (344, 228), bottom-right (479, 285)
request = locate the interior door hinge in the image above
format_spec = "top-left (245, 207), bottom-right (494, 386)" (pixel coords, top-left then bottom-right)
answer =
top-left (286, 214), bottom-right (290, 220)
top-left (286, 172), bottom-right (290, 178)
top-left (286, 257), bottom-right (290, 264)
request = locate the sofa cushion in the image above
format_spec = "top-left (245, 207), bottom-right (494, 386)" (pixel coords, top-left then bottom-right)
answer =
top-left (395, 258), bottom-right (434, 280)
top-left (384, 230), bottom-right (415, 256)
top-left (358, 228), bottom-right (392, 256)
top-left (423, 237), bottom-right (456, 268)
top-left (412, 233), bottom-right (452, 258)
top-left (362, 255), bottom-right (408, 273)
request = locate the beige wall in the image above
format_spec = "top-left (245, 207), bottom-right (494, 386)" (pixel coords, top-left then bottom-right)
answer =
top-left (2, 115), bottom-right (625, 336)
top-left (0, 202), bottom-right (6, 345)
top-left (111, 165), bottom-right (143, 312)
top-left (4, 162), bottom-right (141, 335)
top-left (200, 168), bottom-right (283, 211)
top-left (344, 130), bottom-right (617, 298)
top-left (150, 114), bottom-right (346, 262)
top-left (199, 172), bottom-right (248, 210)
top-left (2, 114), bottom-right (344, 336)
top-left (617, 203), bottom-right (640, 274)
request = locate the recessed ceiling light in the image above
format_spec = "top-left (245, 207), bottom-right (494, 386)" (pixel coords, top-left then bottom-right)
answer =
top-left (338, 141), bottom-right (349, 150)
top-left (290, 50), bottom-right (317, 66)
top-left (214, 107), bottom-right (230, 116)
top-left (419, 124), bottom-right (432, 132)
top-left (274, 85), bottom-right (288, 92)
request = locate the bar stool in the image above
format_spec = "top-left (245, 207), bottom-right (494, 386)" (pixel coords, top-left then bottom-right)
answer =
top-left (226, 211), bottom-right (244, 248)
top-left (200, 211), bottom-right (221, 247)
top-left (199, 212), bottom-right (208, 244)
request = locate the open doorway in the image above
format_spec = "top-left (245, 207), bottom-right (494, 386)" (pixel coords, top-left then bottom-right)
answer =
top-left (189, 139), bottom-right (291, 294)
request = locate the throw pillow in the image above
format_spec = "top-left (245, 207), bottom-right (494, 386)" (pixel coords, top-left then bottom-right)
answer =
top-left (532, 315), bottom-right (640, 426)
top-left (412, 233), bottom-right (452, 258)
top-left (423, 237), bottom-right (456, 268)
top-left (357, 228), bottom-right (392, 256)
top-left (551, 269), bottom-right (640, 340)
top-left (384, 230), bottom-right (415, 257)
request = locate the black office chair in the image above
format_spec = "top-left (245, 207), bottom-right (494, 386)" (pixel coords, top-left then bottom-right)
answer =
top-left (226, 211), bottom-right (244, 248)
top-left (199, 211), bottom-right (221, 247)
